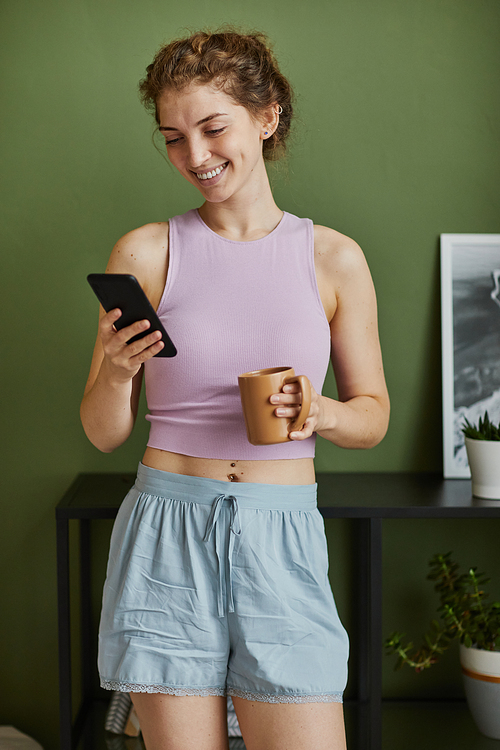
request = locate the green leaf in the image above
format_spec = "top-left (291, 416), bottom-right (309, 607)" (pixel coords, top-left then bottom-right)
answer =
top-left (462, 411), bottom-right (500, 440)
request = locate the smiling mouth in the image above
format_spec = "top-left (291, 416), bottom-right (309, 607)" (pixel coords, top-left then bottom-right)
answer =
top-left (194, 162), bottom-right (229, 181)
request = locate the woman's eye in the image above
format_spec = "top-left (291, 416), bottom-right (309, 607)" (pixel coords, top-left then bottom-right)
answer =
top-left (165, 136), bottom-right (182, 146)
top-left (206, 128), bottom-right (225, 136)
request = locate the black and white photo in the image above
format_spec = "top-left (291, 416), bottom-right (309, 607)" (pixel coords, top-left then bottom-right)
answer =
top-left (441, 234), bottom-right (500, 477)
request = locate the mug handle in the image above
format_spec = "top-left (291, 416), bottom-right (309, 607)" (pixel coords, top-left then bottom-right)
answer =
top-left (283, 375), bottom-right (311, 433)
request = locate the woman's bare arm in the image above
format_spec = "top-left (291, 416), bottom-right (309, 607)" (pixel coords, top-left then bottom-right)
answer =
top-left (80, 222), bottom-right (169, 452)
top-left (273, 225), bottom-right (390, 448)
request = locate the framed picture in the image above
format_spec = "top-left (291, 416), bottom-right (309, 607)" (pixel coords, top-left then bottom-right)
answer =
top-left (441, 234), bottom-right (500, 477)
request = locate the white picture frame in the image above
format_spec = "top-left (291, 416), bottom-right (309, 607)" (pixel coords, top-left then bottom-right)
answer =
top-left (441, 234), bottom-right (500, 478)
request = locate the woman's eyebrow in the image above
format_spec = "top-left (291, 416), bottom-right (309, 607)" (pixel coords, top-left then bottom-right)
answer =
top-left (159, 113), bottom-right (228, 132)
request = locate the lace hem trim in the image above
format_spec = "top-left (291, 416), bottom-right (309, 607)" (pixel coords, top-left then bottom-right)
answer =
top-left (101, 680), bottom-right (343, 704)
top-left (227, 687), bottom-right (343, 704)
top-left (100, 680), bottom-right (226, 697)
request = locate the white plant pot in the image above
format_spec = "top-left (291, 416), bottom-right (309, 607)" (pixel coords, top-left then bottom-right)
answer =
top-left (464, 438), bottom-right (500, 500)
top-left (460, 644), bottom-right (500, 739)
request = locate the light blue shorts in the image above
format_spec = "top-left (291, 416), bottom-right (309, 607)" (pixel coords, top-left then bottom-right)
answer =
top-left (98, 463), bottom-right (349, 703)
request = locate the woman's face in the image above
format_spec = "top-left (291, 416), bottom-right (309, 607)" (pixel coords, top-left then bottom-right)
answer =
top-left (157, 82), bottom-right (269, 204)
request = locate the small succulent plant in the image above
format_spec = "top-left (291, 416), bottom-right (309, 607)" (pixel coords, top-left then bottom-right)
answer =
top-left (462, 411), bottom-right (500, 441)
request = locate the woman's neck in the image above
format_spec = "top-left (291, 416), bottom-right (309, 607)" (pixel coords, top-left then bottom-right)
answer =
top-left (197, 168), bottom-right (283, 242)
top-left (197, 201), bottom-right (284, 242)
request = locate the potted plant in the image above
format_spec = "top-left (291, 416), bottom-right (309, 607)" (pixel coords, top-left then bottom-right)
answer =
top-left (385, 552), bottom-right (500, 739)
top-left (462, 411), bottom-right (500, 500)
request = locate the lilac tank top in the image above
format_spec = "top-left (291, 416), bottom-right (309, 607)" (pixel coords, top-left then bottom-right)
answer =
top-left (144, 209), bottom-right (331, 460)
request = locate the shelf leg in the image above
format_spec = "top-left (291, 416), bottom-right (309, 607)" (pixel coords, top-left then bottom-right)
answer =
top-left (57, 517), bottom-right (73, 750)
top-left (356, 518), bottom-right (382, 750)
top-left (369, 518), bottom-right (383, 750)
top-left (80, 519), bottom-right (92, 702)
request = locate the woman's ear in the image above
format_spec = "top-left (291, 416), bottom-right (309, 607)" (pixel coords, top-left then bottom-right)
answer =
top-left (261, 103), bottom-right (281, 139)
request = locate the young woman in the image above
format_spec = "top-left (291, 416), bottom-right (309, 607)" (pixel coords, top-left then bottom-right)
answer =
top-left (81, 30), bottom-right (389, 750)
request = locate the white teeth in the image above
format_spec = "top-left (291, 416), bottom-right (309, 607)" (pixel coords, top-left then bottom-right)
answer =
top-left (197, 162), bottom-right (227, 180)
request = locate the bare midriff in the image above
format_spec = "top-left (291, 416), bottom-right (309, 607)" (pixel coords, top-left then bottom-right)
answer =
top-left (142, 447), bottom-right (316, 485)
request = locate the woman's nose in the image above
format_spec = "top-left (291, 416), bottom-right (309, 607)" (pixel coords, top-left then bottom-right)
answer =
top-left (187, 137), bottom-right (211, 170)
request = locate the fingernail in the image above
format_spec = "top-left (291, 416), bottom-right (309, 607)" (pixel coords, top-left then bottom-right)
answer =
top-left (276, 408), bottom-right (286, 416)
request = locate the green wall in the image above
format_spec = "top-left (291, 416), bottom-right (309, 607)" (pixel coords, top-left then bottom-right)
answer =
top-left (2, 0), bottom-right (500, 746)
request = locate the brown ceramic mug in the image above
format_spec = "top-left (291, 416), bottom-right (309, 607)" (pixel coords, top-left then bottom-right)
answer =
top-left (238, 367), bottom-right (312, 445)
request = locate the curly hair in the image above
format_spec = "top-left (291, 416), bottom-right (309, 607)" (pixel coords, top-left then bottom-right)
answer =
top-left (139, 29), bottom-right (294, 161)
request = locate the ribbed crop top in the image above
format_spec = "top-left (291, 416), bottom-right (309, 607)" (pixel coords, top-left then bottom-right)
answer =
top-left (143, 208), bottom-right (331, 460)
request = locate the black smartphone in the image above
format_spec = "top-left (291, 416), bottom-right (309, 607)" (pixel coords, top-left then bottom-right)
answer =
top-left (87, 273), bottom-right (177, 358)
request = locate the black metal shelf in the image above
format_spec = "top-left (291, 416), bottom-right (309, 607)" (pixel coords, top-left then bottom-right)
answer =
top-left (56, 472), bottom-right (500, 750)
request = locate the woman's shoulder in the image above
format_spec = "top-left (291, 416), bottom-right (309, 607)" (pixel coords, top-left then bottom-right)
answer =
top-left (106, 221), bottom-right (170, 305)
top-left (107, 222), bottom-right (169, 266)
top-left (313, 223), bottom-right (369, 280)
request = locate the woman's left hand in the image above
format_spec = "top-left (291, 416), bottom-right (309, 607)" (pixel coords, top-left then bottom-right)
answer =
top-left (270, 381), bottom-right (324, 440)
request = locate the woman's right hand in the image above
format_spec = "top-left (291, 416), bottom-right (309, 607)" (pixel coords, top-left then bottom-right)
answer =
top-left (99, 308), bottom-right (165, 383)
